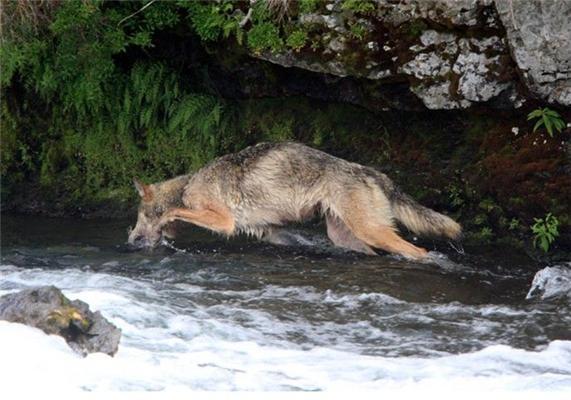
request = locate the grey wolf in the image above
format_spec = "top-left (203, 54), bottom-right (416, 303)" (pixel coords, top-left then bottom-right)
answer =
top-left (128, 142), bottom-right (461, 260)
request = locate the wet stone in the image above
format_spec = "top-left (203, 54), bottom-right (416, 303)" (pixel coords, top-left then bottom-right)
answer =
top-left (0, 285), bottom-right (121, 356)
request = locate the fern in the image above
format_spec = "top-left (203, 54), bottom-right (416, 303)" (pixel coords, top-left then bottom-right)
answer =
top-left (527, 107), bottom-right (566, 137)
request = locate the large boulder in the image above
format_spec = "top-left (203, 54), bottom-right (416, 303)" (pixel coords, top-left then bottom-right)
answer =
top-left (0, 286), bottom-right (121, 356)
top-left (495, 0), bottom-right (571, 106)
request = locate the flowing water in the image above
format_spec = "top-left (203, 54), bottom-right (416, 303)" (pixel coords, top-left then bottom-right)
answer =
top-left (1, 215), bottom-right (570, 392)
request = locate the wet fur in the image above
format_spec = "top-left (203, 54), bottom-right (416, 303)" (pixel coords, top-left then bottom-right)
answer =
top-left (129, 142), bottom-right (461, 260)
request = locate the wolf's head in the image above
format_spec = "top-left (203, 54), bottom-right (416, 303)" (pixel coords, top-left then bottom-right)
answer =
top-left (128, 179), bottom-right (176, 249)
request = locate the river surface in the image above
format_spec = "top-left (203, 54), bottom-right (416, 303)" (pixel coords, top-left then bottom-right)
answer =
top-left (1, 215), bottom-right (570, 392)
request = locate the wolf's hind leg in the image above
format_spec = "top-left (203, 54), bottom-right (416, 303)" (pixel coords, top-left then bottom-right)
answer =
top-left (326, 214), bottom-right (376, 255)
top-left (362, 226), bottom-right (428, 260)
top-left (336, 190), bottom-right (428, 260)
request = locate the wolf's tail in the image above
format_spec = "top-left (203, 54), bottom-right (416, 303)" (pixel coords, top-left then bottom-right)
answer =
top-left (390, 190), bottom-right (461, 240)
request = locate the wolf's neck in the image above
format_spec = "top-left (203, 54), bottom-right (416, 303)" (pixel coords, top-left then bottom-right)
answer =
top-left (156, 174), bottom-right (191, 208)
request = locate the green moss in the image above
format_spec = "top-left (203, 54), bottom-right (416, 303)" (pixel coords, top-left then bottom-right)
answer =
top-left (286, 29), bottom-right (308, 51)
top-left (299, 0), bottom-right (320, 14)
top-left (341, 0), bottom-right (376, 15)
top-left (405, 20), bottom-right (428, 39)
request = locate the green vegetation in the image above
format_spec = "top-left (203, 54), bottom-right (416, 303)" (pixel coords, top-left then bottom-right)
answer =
top-left (0, 0), bottom-right (380, 211)
top-left (341, 0), bottom-right (376, 15)
top-left (447, 185), bottom-right (465, 208)
top-left (508, 218), bottom-right (520, 231)
top-left (527, 107), bottom-right (566, 137)
top-left (248, 22), bottom-right (284, 53)
top-left (299, 0), bottom-right (320, 14)
top-left (531, 213), bottom-right (560, 252)
top-left (406, 20), bottom-right (429, 39)
top-left (477, 227), bottom-right (494, 243)
top-left (348, 21), bottom-right (367, 40)
top-left (1, 1), bottom-right (569, 253)
top-left (286, 29), bottom-right (308, 51)
top-left (183, 0), bottom-right (244, 44)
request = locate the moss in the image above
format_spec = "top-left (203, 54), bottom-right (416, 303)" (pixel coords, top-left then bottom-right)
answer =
top-left (405, 20), bottom-right (429, 39)
top-left (286, 29), bottom-right (308, 51)
top-left (341, 0), bottom-right (376, 15)
top-left (47, 307), bottom-right (89, 331)
top-left (299, 0), bottom-right (321, 14)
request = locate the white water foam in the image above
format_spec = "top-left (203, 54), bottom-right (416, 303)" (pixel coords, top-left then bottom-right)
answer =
top-left (1, 320), bottom-right (570, 392)
top-left (1, 264), bottom-right (571, 392)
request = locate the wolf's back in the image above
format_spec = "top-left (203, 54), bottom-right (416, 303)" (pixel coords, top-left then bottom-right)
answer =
top-left (390, 190), bottom-right (462, 240)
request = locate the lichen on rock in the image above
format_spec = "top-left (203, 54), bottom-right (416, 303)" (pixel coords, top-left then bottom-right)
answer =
top-left (237, 0), bottom-right (568, 110)
top-left (496, 0), bottom-right (571, 106)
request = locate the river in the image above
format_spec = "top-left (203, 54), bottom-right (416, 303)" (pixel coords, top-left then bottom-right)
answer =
top-left (1, 215), bottom-right (570, 392)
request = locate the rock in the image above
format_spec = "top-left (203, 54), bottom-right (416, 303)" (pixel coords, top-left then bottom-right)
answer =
top-left (526, 265), bottom-right (571, 301)
top-left (0, 286), bottom-right (121, 356)
top-left (496, 0), bottom-right (571, 106)
top-left (240, 0), bottom-right (568, 109)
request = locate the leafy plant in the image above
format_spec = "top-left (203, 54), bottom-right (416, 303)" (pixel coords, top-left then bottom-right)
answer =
top-left (286, 29), bottom-right (308, 51)
top-left (447, 185), bottom-right (464, 208)
top-left (247, 21), bottom-right (284, 53)
top-left (348, 21), bottom-right (367, 40)
top-left (531, 213), bottom-right (560, 252)
top-left (527, 107), bottom-right (566, 137)
top-left (474, 214), bottom-right (488, 226)
top-left (182, 0), bottom-right (245, 44)
top-left (508, 218), bottom-right (520, 231)
top-left (473, 226), bottom-right (493, 243)
top-left (479, 227), bottom-right (493, 241)
top-left (310, 38), bottom-right (321, 51)
top-left (478, 198), bottom-right (497, 212)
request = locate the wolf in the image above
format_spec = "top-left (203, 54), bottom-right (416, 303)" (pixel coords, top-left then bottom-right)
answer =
top-left (128, 142), bottom-right (461, 260)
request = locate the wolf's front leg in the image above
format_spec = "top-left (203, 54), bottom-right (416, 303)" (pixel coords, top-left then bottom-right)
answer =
top-left (158, 206), bottom-right (235, 235)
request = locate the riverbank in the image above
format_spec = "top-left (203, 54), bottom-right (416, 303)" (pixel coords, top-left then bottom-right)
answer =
top-left (1, 1), bottom-right (569, 258)
top-left (3, 105), bottom-right (569, 260)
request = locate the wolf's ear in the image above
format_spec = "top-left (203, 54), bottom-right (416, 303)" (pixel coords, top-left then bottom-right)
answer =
top-left (133, 178), bottom-right (153, 201)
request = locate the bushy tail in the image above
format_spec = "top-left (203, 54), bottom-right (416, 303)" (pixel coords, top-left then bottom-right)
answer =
top-left (391, 191), bottom-right (461, 240)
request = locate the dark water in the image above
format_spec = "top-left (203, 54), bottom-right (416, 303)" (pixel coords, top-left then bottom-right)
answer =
top-left (1, 215), bottom-right (570, 391)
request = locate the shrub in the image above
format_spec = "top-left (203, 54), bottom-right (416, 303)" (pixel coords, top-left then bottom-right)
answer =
top-left (531, 213), bottom-right (560, 252)
top-left (247, 22), bottom-right (284, 53)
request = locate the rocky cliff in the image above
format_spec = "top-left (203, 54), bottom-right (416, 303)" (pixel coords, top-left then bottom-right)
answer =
top-left (241, 0), bottom-right (570, 110)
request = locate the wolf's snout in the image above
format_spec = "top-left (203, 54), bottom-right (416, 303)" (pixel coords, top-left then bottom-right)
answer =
top-left (129, 234), bottom-right (150, 249)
